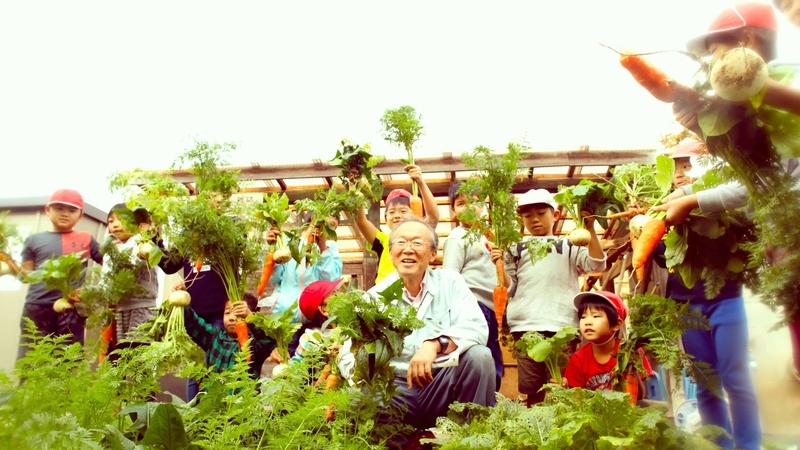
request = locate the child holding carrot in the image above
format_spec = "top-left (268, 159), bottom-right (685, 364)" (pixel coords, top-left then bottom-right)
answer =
top-left (562, 291), bottom-right (627, 391)
top-left (355, 164), bottom-right (439, 284)
top-left (17, 189), bottom-right (104, 360)
top-left (183, 291), bottom-right (276, 380)
top-left (493, 189), bottom-right (606, 405)
top-left (441, 181), bottom-right (503, 389)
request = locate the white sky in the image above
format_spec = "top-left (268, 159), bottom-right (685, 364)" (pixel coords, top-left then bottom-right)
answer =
top-left (2, 0), bottom-right (799, 213)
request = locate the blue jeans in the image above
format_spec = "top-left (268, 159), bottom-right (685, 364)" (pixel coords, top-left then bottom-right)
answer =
top-left (186, 313), bottom-right (224, 402)
top-left (682, 297), bottom-right (761, 450)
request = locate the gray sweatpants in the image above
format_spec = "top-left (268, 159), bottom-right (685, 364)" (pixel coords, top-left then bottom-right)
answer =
top-left (392, 345), bottom-right (496, 430)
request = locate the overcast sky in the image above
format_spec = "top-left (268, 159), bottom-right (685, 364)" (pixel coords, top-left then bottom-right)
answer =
top-left (2, 1), bottom-right (799, 213)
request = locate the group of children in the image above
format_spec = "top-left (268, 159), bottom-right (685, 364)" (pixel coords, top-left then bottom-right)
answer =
top-left (17, 3), bottom-right (800, 448)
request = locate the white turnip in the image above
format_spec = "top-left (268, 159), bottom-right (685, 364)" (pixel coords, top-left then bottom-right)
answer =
top-left (273, 249), bottom-right (292, 264)
top-left (272, 363), bottom-right (288, 377)
top-left (53, 298), bottom-right (74, 313)
top-left (568, 228), bottom-right (592, 247)
top-left (168, 290), bottom-right (191, 307)
top-left (710, 47), bottom-right (769, 102)
top-left (0, 261), bottom-right (11, 277)
top-left (137, 241), bottom-right (154, 260)
top-left (629, 214), bottom-right (650, 239)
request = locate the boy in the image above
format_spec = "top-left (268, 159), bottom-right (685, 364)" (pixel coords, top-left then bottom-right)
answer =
top-left (563, 291), bottom-right (627, 391)
top-left (18, 188), bottom-right (103, 359)
top-left (355, 164), bottom-right (439, 284)
top-left (494, 188), bottom-right (605, 405)
top-left (183, 291), bottom-right (276, 380)
top-left (441, 181), bottom-right (503, 389)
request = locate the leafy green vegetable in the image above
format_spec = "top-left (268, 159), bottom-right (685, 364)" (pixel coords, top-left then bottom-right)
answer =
top-left (515, 326), bottom-right (577, 386)
top-left (24, 252), bottom-right (87, 303)
top-left (608, 155), bottom-right (674, 209)
top-left (0, 210), bottom-right (20, 256)
top-left (553, 179), bottom-right (622, 230)
top-left (329, 138), bottom-right (385, 205)
top-left (247, 303), bottom-right (301, 363)
top-left (132, 303), bottom-right (205, 377)
top-left (380, 105), bottom-right (423, 196)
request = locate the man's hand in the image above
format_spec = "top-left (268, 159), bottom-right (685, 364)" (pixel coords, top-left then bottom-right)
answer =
top-left (230, 301), bottom-right (252, 318)
top-left (406, 340), bottom-right (439, 390)
top-left (405, 164), bottom-right (423, 183)
top-left (266, 226), bottom-right (280, 245)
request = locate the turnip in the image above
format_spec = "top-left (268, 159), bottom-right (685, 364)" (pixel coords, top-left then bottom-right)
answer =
top-left (53, 298), bottom-right (74, 313)
top-left (273, 248), bottom-right (292, 264)
top-left (710, 47), bottom-right (769, 102)
top-left (168, 290), bottom-right (191, 307)
top-left (567, 228), bottom-right (592, 247)
top-left (137, 241), bottom-right (154, 260)
top-left (629, 214), bottom-right (650, 239)
top-left (0, 261), bottom-right (11, 277)
top-left (272, 363), bottom-right (288, 377)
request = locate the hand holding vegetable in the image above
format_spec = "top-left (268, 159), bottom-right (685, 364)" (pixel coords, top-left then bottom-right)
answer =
top-left (266, 226), bottom-right (280, 245)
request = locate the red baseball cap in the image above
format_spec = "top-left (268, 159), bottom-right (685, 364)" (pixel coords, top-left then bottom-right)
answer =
top-left (669, 140), bottom-right (706, 159)
top-left (298, 278), bottom-right (345, 321)
top-left (48, 188), bottom-right (84, 209)
top-left (385, 189), bottom-right (412, 205)
top-left (687, 2), bottom-right (778, 54)
top-left (573, 290), bottom-right (628, 322)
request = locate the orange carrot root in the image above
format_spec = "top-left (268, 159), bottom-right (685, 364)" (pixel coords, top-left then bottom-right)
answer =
top-left (409, 196), bottom-right (424, 218)
top-left (314, 364), bottom-right (332, 389)
top-left (257, 252), bottom-right (275, 296)
top-left (607, 208), bottom-right (649, 220)
top-left (195, 258), bottom-right (203, 272)
top-left (235, 320), bottom-right (251, 362)
top-left (632, 219), bottom-right (666, 270)
top-left (324, 374), bottom-right (340, 391)
top-left (620, 52), bottom-right (678, 103)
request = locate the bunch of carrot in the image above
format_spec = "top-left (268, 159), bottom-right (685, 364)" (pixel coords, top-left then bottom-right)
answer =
top-left (630, 212), bottom-right (668, 281)
top-left (313, 364), bottom-right (340, 392)
top-left (235, 319), bottom-right (251, 362)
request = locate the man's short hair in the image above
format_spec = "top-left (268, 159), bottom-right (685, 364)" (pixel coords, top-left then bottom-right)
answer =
top-left (388, 217), bottom-right (438, 252)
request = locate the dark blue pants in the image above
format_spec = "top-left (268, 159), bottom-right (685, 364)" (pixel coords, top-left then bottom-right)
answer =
top-left (18, 303), bottom-right (86, 360)
top-left (477, 303), bottom-right (504, 389)
top-left (682, 297), bottom-right (761, 450)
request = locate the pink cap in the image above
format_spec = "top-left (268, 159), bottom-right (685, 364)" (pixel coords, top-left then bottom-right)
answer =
top-left (298, 278), bottom-right (344, 321)
top-left (573, 290), bottom-right (628, 321)
top-left (687, 2), bottom-right (778, 54)
top-left (670, 140), bottom-right (706, 159)
top-left (386, 189), bottom-right (412, 205)
top-left (48, 189), bottom-right (84, 209)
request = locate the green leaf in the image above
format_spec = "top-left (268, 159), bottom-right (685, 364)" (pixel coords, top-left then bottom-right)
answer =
top-left (760, 107), bottom-right (800, 158)
top-left (664, 226), bottom-right (688, 268)
top-left (104, 424), bottom-right (141, 450)
top-left (138, 404), bottom-right (188, 449)
top-left (697, 103), bottom-right (746, 137)
top-left (374, 339), bottom-right (391, 368)
top-left (654, 155), bottom-right (675, 195)
top-left (687, 215), bottom-right (726, 239)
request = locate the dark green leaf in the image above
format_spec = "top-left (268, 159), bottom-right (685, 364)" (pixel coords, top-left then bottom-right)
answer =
top-left (139, 404), bottom-right (188, 449)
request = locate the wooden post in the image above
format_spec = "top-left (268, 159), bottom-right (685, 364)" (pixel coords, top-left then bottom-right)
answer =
top-left (361, 201), bottom-right (380, 290)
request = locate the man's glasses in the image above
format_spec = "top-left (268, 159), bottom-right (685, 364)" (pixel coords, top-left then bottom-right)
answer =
top-left (391, 239), bottom-right (429, 251)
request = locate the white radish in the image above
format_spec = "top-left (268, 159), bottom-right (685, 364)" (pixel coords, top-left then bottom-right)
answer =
top-left (168, 290), bottom-right (191, 307)
top-left (53, 298), bottom-right (74, 313)
top-left (568, 228), bottom-right (592, 247)
top-left (710, 47), bottom-right (769, 102)
top-left (629, 214), bottom-right (650, 239)
top-left (272, 363), bottom-right (288, 377)
top-left (137, 241), bottom-right (154, 260)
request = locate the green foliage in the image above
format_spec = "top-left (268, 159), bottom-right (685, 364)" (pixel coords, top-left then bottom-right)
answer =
top-left (329, 138), bottom-right (385, 204)
top-left (380, 106), bottom-right (423, 196)
top-left (0, 210), bottom-right (21, 255)
top-left (553, 179), bottom-right (622, 230)
top-left (458, 143), bottom-right (527, 253)
top-left (24, 252), bottom-right (87, 301)
top-left (609, 157), bottom-right (673, 209)
top-left (325, 279), bottom-right (424, 398)
top-left (173, 140), bottom-right (240, 196)
top-left (247, 303), bottom-right (301, 363)
top-left (515, 326), bottom-right (577, 385)
top-left (294, 188), bottom-right (344, 242)
top-left (425, 390), bottom-right (723, 449)
top-left (131, 303), bottom-right (205, 377)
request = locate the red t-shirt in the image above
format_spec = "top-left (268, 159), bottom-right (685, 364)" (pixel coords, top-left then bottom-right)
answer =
top-left (563, 339), bottom-right (619, 391)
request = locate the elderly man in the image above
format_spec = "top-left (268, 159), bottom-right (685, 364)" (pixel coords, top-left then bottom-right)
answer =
top-left (368, 217), bottom-right (495, 431)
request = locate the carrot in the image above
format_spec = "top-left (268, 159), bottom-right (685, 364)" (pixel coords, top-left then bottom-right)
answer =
top-left (98, 320), bottom-right (115, 364)
top-left (0, 252), bottom-right (21, 275)
top-left (195, 258), bottom-right (203, 272)
top-left (409, 195), bottom-right (423, 218)
top-left (324, 374), bottom-right (340, 391)
top-left (324, 403), bottom-right (335, 421)
top-left (606, 208), bottom-right (648, 220)
top-left (632, 218), bottom-right (666, 270)
top-left (493, 259), bottom-right (507, 327)
top-left (314, 364), bottom-right (332, 389)
top-left (619, 52), bottom-right (678, 103)
top-left (256, 252), bottom-right (275, 296)
top-left (235, 320), bottom-right (251, 362)
top-left (621, 372), bottom-right (639, 406)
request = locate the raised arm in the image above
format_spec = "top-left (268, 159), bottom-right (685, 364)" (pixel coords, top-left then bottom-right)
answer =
top-left (355, 206), bottom-right (379, 247)
top-left (407, 164), bottom-right (439, 227)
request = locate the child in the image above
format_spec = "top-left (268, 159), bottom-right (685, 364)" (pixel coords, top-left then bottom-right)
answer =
top-left (775, 0), bottom-right (800, 29)
top-left (355, 164), bottom-right (439, 284)
top-left (563, 291), bottom-right (627, 391)
top-left (441, 181), bottom-right (503, 389)
top-left (183, 291), bottom-right (275, 380)
top-left (18, 189), bottom-right (103, 360)
top-left (102, 204), bottom-right (169, 360)
top-left (289, 278), bottom-right (348, 367)
top-left (261, 214), bottom-right (343, 321)
top-left (494, 188), bottom-right (606, 405)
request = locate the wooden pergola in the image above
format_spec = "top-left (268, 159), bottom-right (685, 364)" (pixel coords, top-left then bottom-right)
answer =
top-left (136, 147), bottom-right (656, 290)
